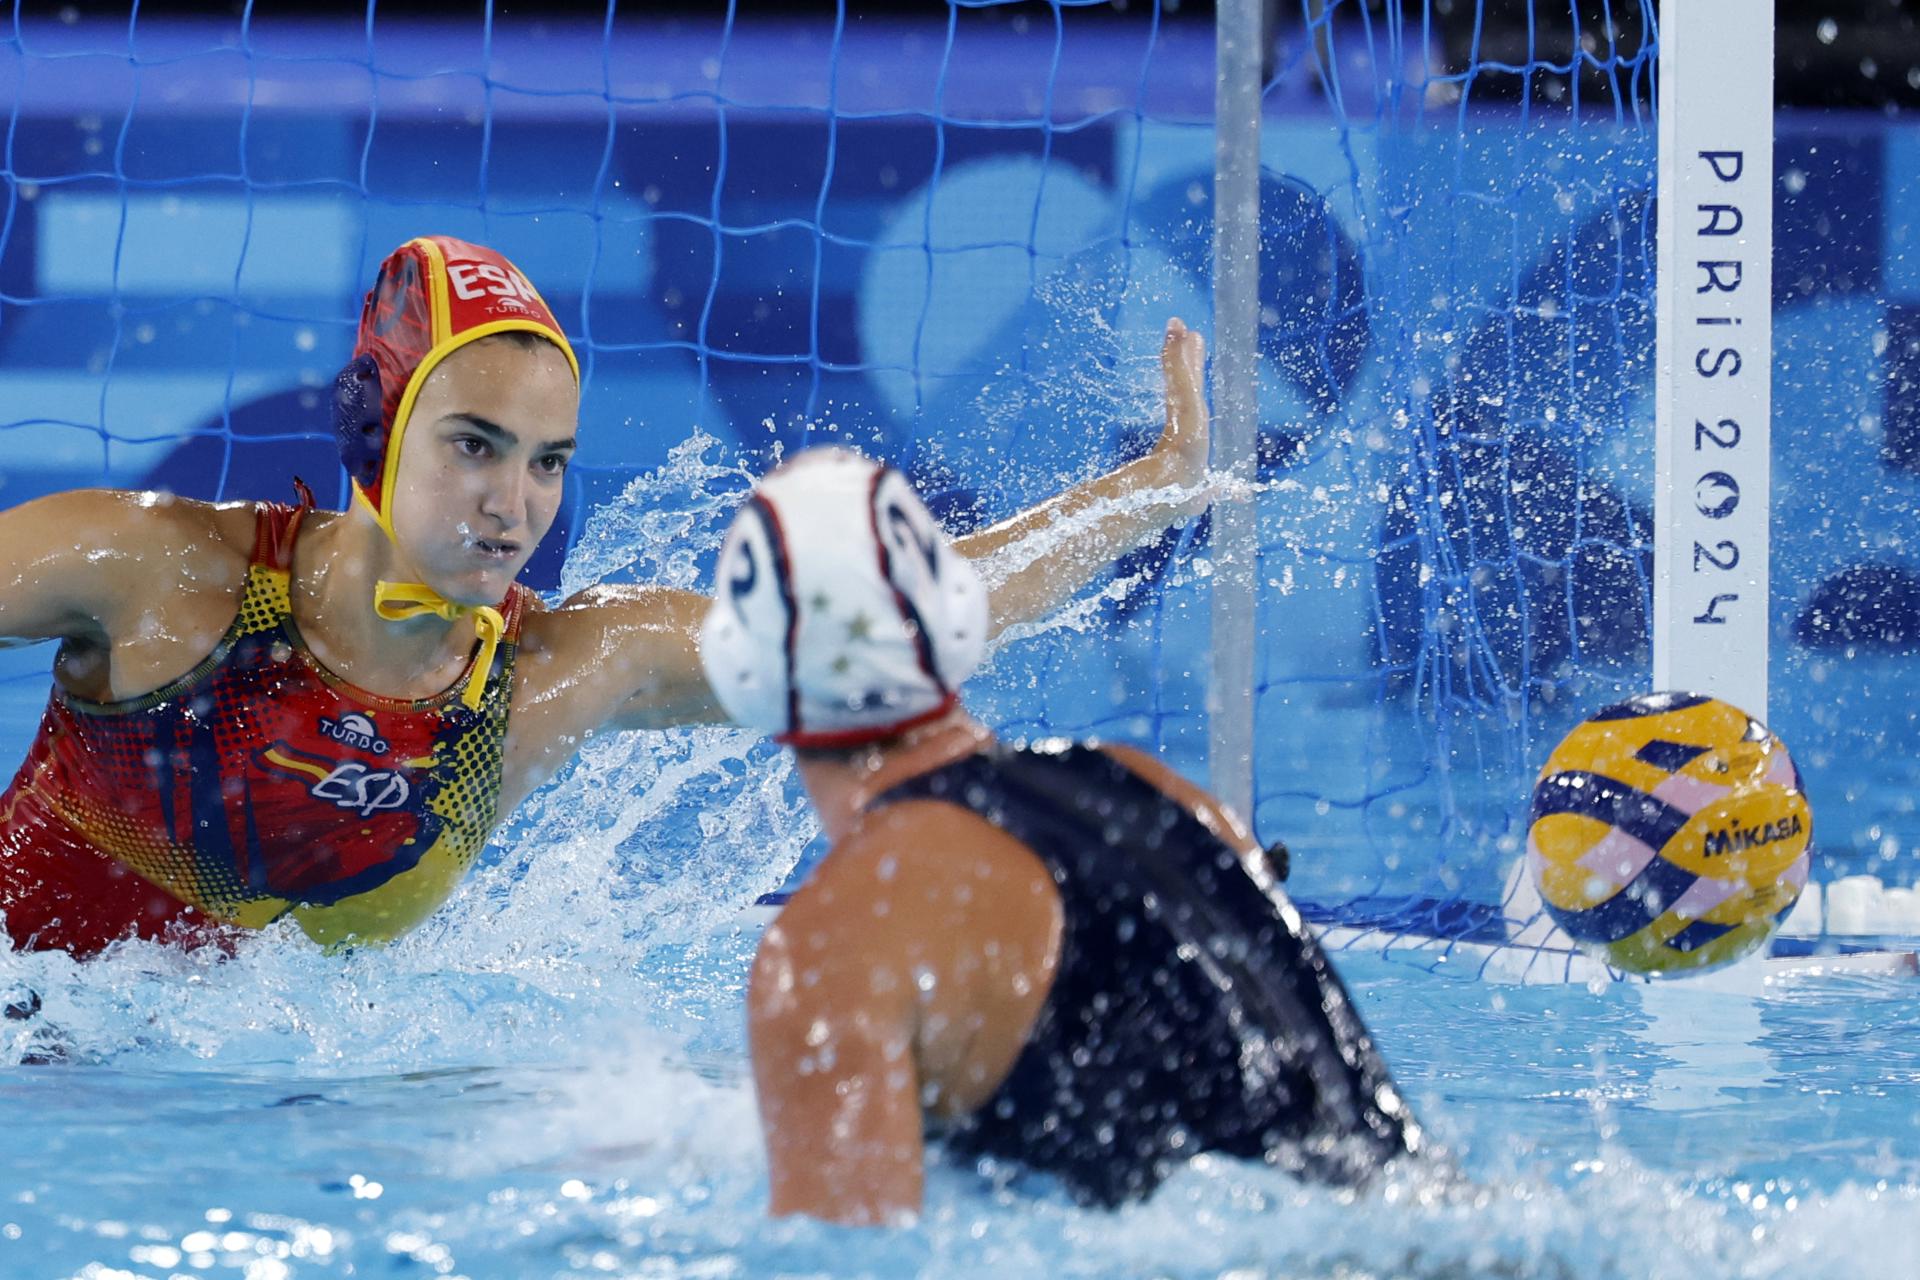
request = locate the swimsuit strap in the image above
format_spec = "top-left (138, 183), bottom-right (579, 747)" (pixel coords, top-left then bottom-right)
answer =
top-left (253, 482), bottom-right (318, 573)
top-left (499, 581), bottom-right (533, 645)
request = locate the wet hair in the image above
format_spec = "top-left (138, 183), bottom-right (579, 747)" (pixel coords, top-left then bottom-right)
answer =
top-left (476, 328), bottom-right (568, 358)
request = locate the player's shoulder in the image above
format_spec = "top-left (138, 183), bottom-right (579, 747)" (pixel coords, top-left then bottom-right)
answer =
top-left (1089, 738), bottom-right (1258, 854)
top-left (1091, 738), bottom-right (1158, 773)
top-left (93, 486), bottom-right (249, 527)
top-left (12, 488), bottom-right (257, 556)
top-left (823, 796), bottom-right (1049, 901)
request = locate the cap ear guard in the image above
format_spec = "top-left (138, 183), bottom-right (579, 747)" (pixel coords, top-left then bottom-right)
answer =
top-left (870, 466), bottom-right (987, 692)
top-left (700, 498), bottom-right (800, 736)
top-left (332, 354), bottom-right (386, 493)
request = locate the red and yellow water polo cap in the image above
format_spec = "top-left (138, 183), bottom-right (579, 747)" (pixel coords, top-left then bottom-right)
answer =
top-left (335, 235), bottom-right (580, 538)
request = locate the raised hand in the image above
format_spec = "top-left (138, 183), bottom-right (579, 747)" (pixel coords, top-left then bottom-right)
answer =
top-left (1149, 316), bottom-right (1209, 494)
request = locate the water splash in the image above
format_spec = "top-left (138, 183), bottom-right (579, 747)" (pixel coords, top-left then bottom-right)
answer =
top-left (561, 428), bottom-right (760, 597)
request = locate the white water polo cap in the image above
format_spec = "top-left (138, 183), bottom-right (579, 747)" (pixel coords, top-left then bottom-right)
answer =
top-left (700, 447), bottom-right (989, 748)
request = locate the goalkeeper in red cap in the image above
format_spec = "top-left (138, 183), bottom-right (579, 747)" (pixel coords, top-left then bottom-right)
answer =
top-left (0, 236), bottom-right (1212, 957)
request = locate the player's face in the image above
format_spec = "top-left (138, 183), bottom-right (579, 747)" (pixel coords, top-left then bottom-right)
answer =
top-left (388, 336), bottom-right (579, 606)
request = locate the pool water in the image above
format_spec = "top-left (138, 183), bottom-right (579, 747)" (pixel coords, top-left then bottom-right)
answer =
top-left (7, 912), bottom-right (1920, 1279)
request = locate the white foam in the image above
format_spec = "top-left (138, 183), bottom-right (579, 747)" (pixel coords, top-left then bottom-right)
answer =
top-left (1823, 875), bottom-right (1920, 936)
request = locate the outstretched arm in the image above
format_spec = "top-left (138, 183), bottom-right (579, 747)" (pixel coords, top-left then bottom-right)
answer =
top-left (956, 316), bottom-right (1210, 640)
top-left (534, 583), bottom-right (725, 732)
top-left (571, 317), bottom-right (1209, 734)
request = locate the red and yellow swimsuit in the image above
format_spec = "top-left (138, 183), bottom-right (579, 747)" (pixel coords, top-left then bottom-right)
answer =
top-left (0, 500), bottom-right (529, 956)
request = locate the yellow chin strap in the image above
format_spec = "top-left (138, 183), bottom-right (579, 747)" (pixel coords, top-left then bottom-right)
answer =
top-left (372, 581), bottom-right (505, 712)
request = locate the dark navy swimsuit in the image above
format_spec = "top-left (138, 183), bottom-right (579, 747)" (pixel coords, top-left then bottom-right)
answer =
top-left (876, 741), bottom-right (1420, 1207)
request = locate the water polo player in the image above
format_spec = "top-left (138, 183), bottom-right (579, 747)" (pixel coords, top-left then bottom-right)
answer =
top-left (709, 448), bottom-right (1422, 1225)
top-left (0, 235), bottom-right (1211, 956)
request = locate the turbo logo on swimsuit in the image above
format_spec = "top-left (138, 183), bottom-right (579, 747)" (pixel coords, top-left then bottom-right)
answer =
top-left (317, 713), bottom-right (390, 755)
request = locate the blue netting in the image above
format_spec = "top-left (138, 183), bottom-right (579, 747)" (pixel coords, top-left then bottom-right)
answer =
top-left (1264, 4), bottom-right (1920, 975)
top-left (1248, 3), bottom-right (1664, 977)
top-left (4, 2), bottom-right (1916, 975)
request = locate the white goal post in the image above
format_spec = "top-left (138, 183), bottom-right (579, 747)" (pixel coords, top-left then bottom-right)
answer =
top-left (1654, 2), bottom-right (1775, 721)
top-left (1207, 0), bottom-right (1264, 822)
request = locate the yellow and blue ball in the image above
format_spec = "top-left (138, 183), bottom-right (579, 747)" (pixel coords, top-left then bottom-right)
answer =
top-left (1528, 691), bottom-right (1811, 976)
